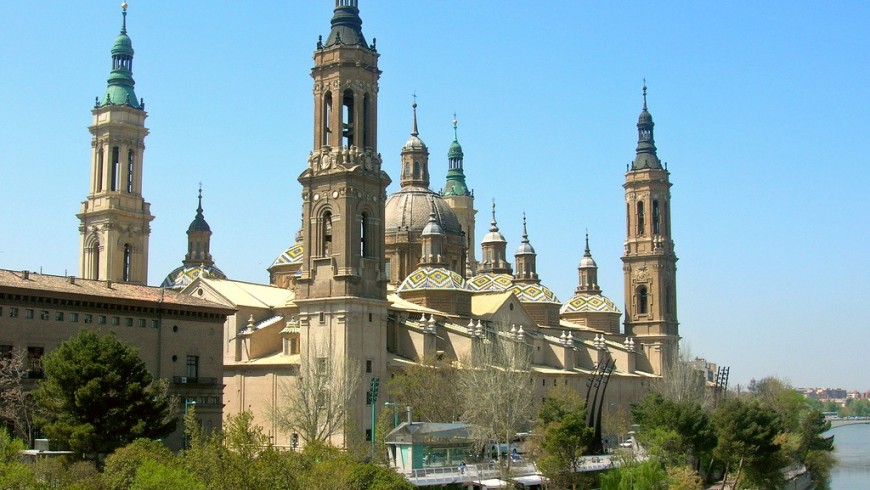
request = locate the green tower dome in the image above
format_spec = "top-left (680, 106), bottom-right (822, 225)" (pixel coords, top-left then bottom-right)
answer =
top-left (448, 139), bottom-right (463, 160)
top-left (99, 4), bottom-right (142, 110)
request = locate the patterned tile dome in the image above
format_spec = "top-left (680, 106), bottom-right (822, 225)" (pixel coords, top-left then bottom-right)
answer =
top-left (561, 293), bottom-right (621, 314)
top-left (270, 242), bottom-right (303, 268)
top-left (161, 264), bottom-right (227, 289)
top-left (397, 266), bottom-right (469, 292)
top-left (510, 283), bottom-right (560, 304)
top-left (468, 273), bottom-right (514, 293)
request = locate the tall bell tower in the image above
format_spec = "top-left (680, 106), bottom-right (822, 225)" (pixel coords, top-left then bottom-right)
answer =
top-left (295, 0), bottom-right (391, 445)
top-left (78, 3), bottom-right (153, 285)
top-left (622, 84), bottom-right (679, 375)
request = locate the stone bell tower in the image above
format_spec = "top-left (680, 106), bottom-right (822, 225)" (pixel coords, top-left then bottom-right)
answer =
top-left (295, 0), bottom-right (391, 445)
top-left (78, 3), bottom-right (153, 285)
top-left (622, 84), bottom-right (679, 375)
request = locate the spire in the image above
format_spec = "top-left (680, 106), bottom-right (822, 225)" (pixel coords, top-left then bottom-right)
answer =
top-left (514, 213), bottom-right (537, 282)
top-left (515, 213), bottom-right (535, 255)
top-left (99, 2), bottom-right (142, 109)
top-left (400, 96), bottom-right (430, 188)
top-left (479, 199), bottom-right (511, 274)
top-left (632, 80), bottom-right (661, 170)
top-left (489, 200), bottom-right (499, 233)
top-left (444, 113), bottom-right (470, 197)
top-left (324, 0), bottom-right (368, 48)
top-left (577, 231), bottom-right (600, 294)
top-left (411, 96), bottom-right (419, 137)
top-left (188, 185), bottom-right (211, 233)
top-left (421, 199), bottom-right (446, 266)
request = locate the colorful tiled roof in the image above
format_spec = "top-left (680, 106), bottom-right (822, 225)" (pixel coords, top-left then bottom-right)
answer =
top-left (270, 242), bottom-right (303, 268)
top-left (509, 283), bottom-right (560, 304)
top-left (468, 273), bottom-right (513, 292)
top-left (561, 293), bottom-right (621, 314)
top-left (161, 264), bottom-right (226, 290)
top-left (397, 267), bottom-right (469, 292)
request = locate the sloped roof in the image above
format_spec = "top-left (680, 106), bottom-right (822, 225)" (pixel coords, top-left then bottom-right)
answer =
top-left (191, 277), bottom-right (294, 309)
top-left (471, 291), bottom-right (515, 317)
top-left (0, 269), bottom-right (232, 313)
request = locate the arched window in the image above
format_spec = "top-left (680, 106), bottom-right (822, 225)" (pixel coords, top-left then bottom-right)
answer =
top-left (652, 200), bottom-right (660, 235)
top-left (123, 244), bottom-right (132, 281)
top-left (413, 161), bottom-right (420, 179)
top-left (360, 213), bottom-right (369, 257)
top-left (127, 150), bottom-right (135, 193)
top-left (321, 211), bottom-right (333, 257)
top-left (92, 241), bottom-right (101, 280)
top-left (665, 284), bottom-right (672, 314)
top-left (342, 89), bottom-right (355, 147)
top-left (195, 242), bottom-right (201, 259)
top-left (638, 286), bottom-right (648, 314)
top-left (636, 201), bottom-right (645, 236)
top-left (111, 147), bottom-right (120, 192)
top-left (322, 92), bottom-right (332, 147)
top-left (96, 147), bottom-right (104, 192)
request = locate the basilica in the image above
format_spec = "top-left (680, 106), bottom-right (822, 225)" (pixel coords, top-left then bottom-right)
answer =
top-left (72, 1), bottom-right (681, 446)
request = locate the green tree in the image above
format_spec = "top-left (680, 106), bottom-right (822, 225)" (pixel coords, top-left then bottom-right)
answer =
top-left (102, 438), bottom-right (174, 490)
top-left (130, 459), bottom-right (204, 490)
top-left (713, 397), bottom-right (785, 489)
top-left (599, 458), bottom-right (668, 490)
top-left (32, 331), bottom-right (175, 457)
top-left (536, 387), bottom-right (594, 489)
top-left (632, 392), bottom-right (714, 472)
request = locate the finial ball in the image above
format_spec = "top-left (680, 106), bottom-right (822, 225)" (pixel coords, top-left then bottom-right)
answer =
top-left (121, 2), bottom-right (128, 10)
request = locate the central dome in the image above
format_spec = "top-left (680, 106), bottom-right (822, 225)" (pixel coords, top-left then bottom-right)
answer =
top-left (385, 187), bottom-right (462, 236)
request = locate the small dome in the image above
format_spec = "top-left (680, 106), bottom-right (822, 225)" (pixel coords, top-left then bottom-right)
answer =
top-left (188, 214), bottom-right (210, 232)
top-left (560, 293), bottom-right (620, 314)
top-left (421, 211), bottom-right (444, 236)
top-left (510, 283), bottom-right (560, 304)
top-left (638, 109), bottom-right (653, 125)
top-left (112, 33), bottom-right (134, 57)
top-left (398, 267), bottom-right (469, 292)
top-left (579, 255), bottom-right (597, 268)
top-left (468, 272), bottom-right (513, 292)
top-left (515, 241), bottom-right (535, 255)
top-left (482, 228), bottom-right (506, 244)
top-left (385, 188), bottom-right (462, 236)
top-left (403, 135), bottom-right (428, 152)
top-left (161, 264), bottom-right (226, 290)
top-left (448, 140), bottom-right (463, 159)
top-left (270, 242), bottom-right (304, 268)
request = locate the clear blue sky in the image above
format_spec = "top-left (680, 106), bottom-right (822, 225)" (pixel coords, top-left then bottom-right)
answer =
top-left (1, 2), bottom-right (867, 390)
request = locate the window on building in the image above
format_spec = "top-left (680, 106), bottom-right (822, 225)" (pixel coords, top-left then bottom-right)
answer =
top-left (638, 286), bottom-right (648, 315)
top-left (55, 311), bottom-right (64, 321)
top-left (363, 93), bottom-right (371, 148)
top-left (40, 310), bottom-right (49, 320)
top-left (98, 315), bottom-right (106, 325)
top-left (637, 201), bottom-right (645, 236)
top-left (321, 212), bottom-right (332, 257)
top-left (360, 213), bottom-right (369, 257)
top-left (652, 200), bottom-right (660, 235)
top-left (127, 150), bottom-right (135, 193)
top-left (84, 314), bottom-right (93, 324)
top-left (125, 317), bottom-right (133, 327)
top-left (319, 312), bottom-right (325, 324)
top-left (0, 345), bottom-right (13, 360)
top-left (8, 307), bottom-right (17, 318)
top-left (316, 357), bottom-right (328, 376)
top-left (25, 309), bottom-right (34, 319)
top-left (186, 355), bottom-right (199, 379)
top-left (110, 146), bottom-right (120, 191)
top-left (322, 91), bottom-right (332, 147)
top-left (342, 89), bottom-right (355, 147)
top-left (123, 244), bottom-right (132, 282)
top-left (365, 429), bottom-right (372, 442)
top-left (27, 346), bottom-right (44, 378)
top-left (96, 146), bottom-right (104, 192)
top-left (69, 313), bottom-right (78, 322)
top-left (111, 316), bottom-right (120, 326)
top-left (365, 359), bottom-right (372, 374)
top-left (138, 318), bottom-right (146, 328)
top-left (151, 319), bottom-right (159, 328)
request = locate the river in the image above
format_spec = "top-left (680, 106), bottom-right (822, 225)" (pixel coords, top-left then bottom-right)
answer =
top-left (828, 423), bottom-right (870, 488)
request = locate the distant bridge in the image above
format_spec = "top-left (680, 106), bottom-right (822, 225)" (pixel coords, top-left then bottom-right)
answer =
top-left (828, 417), bottom-right (870, 428)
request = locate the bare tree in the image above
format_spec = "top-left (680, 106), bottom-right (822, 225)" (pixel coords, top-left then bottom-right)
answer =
top-left (386, 354), bottom-right (460, 423)
top-left (271, 349), bottom-right (361, 445)
top-left (654, 344), bottom-right (712, 409)
top-left (0, 348), bottom-right (37, 445)
top-left (458, 334), bottom-right (534, 469)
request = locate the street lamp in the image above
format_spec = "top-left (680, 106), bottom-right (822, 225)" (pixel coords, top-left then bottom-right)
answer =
top-left (384, 402), bottom-right (400, 428)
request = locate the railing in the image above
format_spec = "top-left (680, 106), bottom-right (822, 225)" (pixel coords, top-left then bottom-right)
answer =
top-left (405, 462), bottom-right (541, 485)
top-left (172, 376), bottom-right (219, 385)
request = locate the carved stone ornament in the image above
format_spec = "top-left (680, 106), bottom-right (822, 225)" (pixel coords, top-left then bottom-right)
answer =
top-left (634, 266), bottom-right (649, 281)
